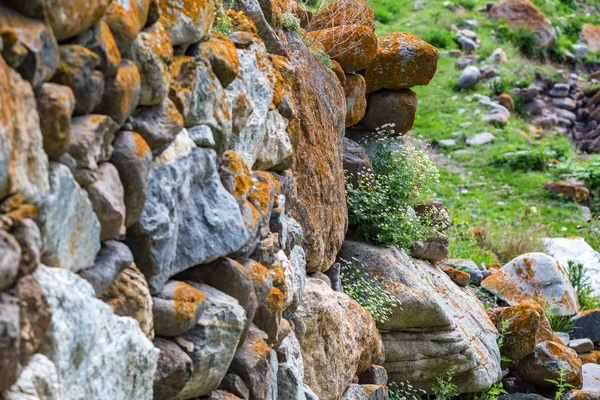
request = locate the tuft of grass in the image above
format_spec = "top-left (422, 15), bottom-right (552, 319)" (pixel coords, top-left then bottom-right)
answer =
top-left (544, 306), bottom-right (576, 333)
top-left (421, 27), bottom-right (457, 50)
top-left (566, 260), bottom-right (600, 311)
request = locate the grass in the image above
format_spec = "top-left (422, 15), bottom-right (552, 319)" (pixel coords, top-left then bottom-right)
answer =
top-left (566, 260), bottom-right (600, 311)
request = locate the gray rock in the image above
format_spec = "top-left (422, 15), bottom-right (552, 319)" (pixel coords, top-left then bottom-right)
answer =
top-left (324, 262), bottom-right (342, 292)
top-left (51, 45), bottom-right (104, 116)
top-left (128, 98), bottom-right (183, 151)
top-left (570, 310), bottom-right (600, 342)
top-left (543, 237), bottom-right (600, 297)
top-left (226, 42), bottom-right (274, 167)
top-left (0, 6), bottom-right (59, 88)
top-left (341, 384), bottom-right (369, 400)
top-left (0, 230), bottom-right (21, 291)
top-left (187, 125), bottom-right (216, 148)
top-left (284, 245), bottom-right (307, 318)
top-left (338, 241), bottom-right (502, 394)
top-left (129, 22), bottom-right (173, 106)
top-left (79, 240), bottom-right (134, 296)
top-left (0, 292), bottom-right (20, 392)
top-left (218, 373), bottom-right (250, 400)
top-left (110, 131), bottom-right (152, 228)
top-left (455, 55), bottom-right (479, 70)
top-left (569, 338), bottom-right (594, 354)
top-left (2, 353), bottom-right (60, 400)
top-left (410, 234), bottom-right (449, 263)
top-left (103, 0), bottom-right (152, 54)
top-left (442, 259), bottom-right (484, 285)
top-left (66, 114), bottom-right (119, 173)
top-left (439, 139), bottom-right (458, 147)
top-left (158, 0), bottom-right (213, 45)
top-left (524, 98), bottom-right (545, 115)
top-left (556, 332), bottom-right (570, 346)
top-left (550, 83), bottom-right (570, 98)
top-left (457, 66), bottom-right (481, 89)
top-left (126, 131), bottom-right (249, 294)
top-left (482, 109), bottom-right (509, 125)
top-left (304, 384), bottom-right (319, 400)
top-left (277, 331), bottom-right (305, 400)
top-left (94, 59), bottom-right (141, 125)
top-left (152, 337), bottom-right (193, 400)
top-left (34, 265), bottom-right (158, 399)
top-left (38, 163), bottom-right (101, 272)
top-left (11, 218), bottom-right (42, 275)
top-left (488, 48), bottom-right (508, 63)
top-left (358, 365), bottom-right (388, 385)
top-left (185, 55), bottom-right (231, 153)
top-left (458, 35), bottom-right (478, 54)
top-left (556, 108), bottom-right (577, 122)
top-left (552, 97), bottom-right (577, 111)
top-left (172, 283), bottom-right (246, 400)
top-left (254, 110), bottom-right (292, 171)
top-left (343, 137), bottom-right (373, 187)
top-left (153, 280), bottom-right (207, 337)
top-left (573, 43), bottom-right (589, 59)
top-left (583, 364), bottom-right (600, 391)
top-left (481, 253), bottom-right (579, 317)
top-left (466, 132), bottom-right (495, 145)
top-left (531, 113), bottom-right (559, 129)
top-left (0, 54), bottom-right (50, 200)
top-left (511, 86), bottom-right (539, 103)
top-left (36, 83), bottom-right (75, 160)
top-left (70, 20), bottom-right (121, 76)
top-left (85, 162), bottom-right (126, 241)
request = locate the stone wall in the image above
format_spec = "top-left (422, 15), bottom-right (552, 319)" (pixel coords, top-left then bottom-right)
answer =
top-left (0, 0), bottom-right (499, 398)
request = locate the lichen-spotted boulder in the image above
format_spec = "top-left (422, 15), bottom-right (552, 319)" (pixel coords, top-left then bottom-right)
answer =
top-left (489, 0), bottom-right (556, 50)
top-left (103, 0), bottom-right (151, 53)
top-left (518, 341), bottom-right (583, 389)
top-left (291, 277), bottom-right (384, 400)
top-left (364, 32), bottom-right (439, 93)
top-left (481, 253), bottom-right (579, 316)
top-left (337, 240), bottom-right (502, 394)
top-left (158, 0), bottom-right (215, 46)
top-left (308, 25), bottom-right (377, 73)
top-left (308, 0), bottom-right (375, 31)
top-left (581, 24), bottom-right (600, 52)
top-left (344, 73), bottom-right (367, 127)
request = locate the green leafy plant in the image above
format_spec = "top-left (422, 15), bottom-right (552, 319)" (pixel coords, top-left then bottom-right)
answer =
top-left (314, 49), bottom-right (334, 69)
top-left (339, 258), bottom-right (400, 323)
top-left (546, 366), bottom-right (575, 400)
top-left (544, 307), bottom-right (576, 333)
top-left (473, 382), bottom-right (508, 400)
top-left (566, 260), bottom-right (600, 311)
top-left (389, 381), bottom-right (427, 400)
top-left (496, 319), bottom-right (511, 349)
top-left (214, 7), bottom-right (234, 34)
top-left (431, 369), bottom-right (458, 400)
top-left (346, 125), bottom-right (442, 251)
top-left (281, 12), bottom-right (301, 32)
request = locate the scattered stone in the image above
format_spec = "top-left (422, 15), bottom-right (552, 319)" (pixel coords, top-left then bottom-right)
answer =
top-left (442, 259), bottom-right (484, 285)
top-left (153, 280), bottom-right (206, 337)
top-left (458, 66), bottom-right (481, 89)
top-left (482, 253), bottom-right (579, 316)
top-left (518, 341), bottom-right (583, 389)
top-left (553, 97), bottom-right (577, 111)
top-left (466, 132), bottom-right (495, 145)
top-left (458, 35), bottom-right (478, 54)
top-left (35, 83), bottom-right (75, 160)
top-left (571, 339), bottom-right (595, 354)
top-left (439, 139), bottom-right (458, 147)
top-left (455, 55), bottom-right (479, 70)
top-left (573, 43), bottom-right (589, 59)
top-left (359, 89), bottom-right (417, 134)
top-left (550, 83), bottom-right (570, 98)
top-left (488, 48), bottom-right (508, 63)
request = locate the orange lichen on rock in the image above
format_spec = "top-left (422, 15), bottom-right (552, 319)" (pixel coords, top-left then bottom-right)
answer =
top-left (308, 0), bottom-right (375, 31)
top-left (543, 181), bottom-right (590, 203)
top-left (580, 350), bottom-right (600, 364)
top-left (198, 33), bottom-right (240, 88)
top-left (265, 287), bottom-right (285, 313)
top-left (172, 281), bottom-right (206, 321)
top-left (248, 172), bottom-right (276, 218)
top-left (364, 32), bottom-right (439, 93)
top-left (344, 73), bottom-right (367, 126)
top-left (441, 265), bottom-right (471, 287)
top-left (309, 25), bottom-right (377, 73)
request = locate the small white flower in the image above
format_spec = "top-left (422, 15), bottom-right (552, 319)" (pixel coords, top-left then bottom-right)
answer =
top-left (530, 206), bottom-right (537, 214)
top-left (561, 227), bottom-right (567, 232)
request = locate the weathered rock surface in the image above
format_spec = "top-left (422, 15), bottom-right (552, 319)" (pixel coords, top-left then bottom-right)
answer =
top-left (79, 240), bottom-right (134, 296)
top-left (338, 240), bottom-right (502, 393)
top-left (277, 331), bottom-right (305, 400)
top-left (153, 280), bottom-right (207, 337)
top-left (581, 24), bottom-right (600, 53)
top-left (36, 83), bottom-right (75, 160)
top-left (85, 162), bottom-right (126, 241)
top-left (308, 0), bottom-right (375, 31)
top-left (71, 20), bottom-right (122, 76)
top-left (518, 341), bottom-right (583, 389)
top-left (128, 98), bottom-right (183, 151)
top-left (153, 337), bottom-right (193, 400)
top-left (583, 364), bottom-right (600, 391)
top-left (2, 353), bottom-right (60, 399)
top-left (94, 59), bottom-right (141, 125)
top-left (570, 310), bottom-right (600, 342)
top-left (0, 231), bottom-right (21, 291)
top-left (489, 0), bottom-right (556, 49)
top-left (309, 25), bottom-right (377, 73)
top-left (291, 277), bottom-right (384, 400)
top-left (37, 163), bottom-right (101, 272)
top-left (159, 0), bottom-right (214, 46)
top-left (344, 73), bottom-right (367, 127)
top-left (481, 253), bottom-right (579, 316)
top-left (65, 114), bottom-right (119, 174)
top-left (127, 131), bottom-right (248, 294)
top-left (359, 89), bottom-right (417, 134)
top-left (103, 0), bottom-right (151, 54)
top-left (34, 265), bottom-right (158, 399)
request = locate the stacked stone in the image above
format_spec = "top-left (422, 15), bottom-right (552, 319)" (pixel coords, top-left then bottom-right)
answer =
top-left (571, 83), bottom-right (600, 153)
top-left (0, 0), bottom-right (390, 398)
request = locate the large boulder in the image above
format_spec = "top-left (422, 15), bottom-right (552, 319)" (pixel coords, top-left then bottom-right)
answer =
top-left (364, 32), bottom-right (439, 93)
top-left (359, 89), bottom-right (417, 134)
top-left (581, 24), bottom-right (600, 53)
top-left (518, 341), bottom-right (583, 389)
top-left (338, 240), bottom-right (502, 393)
top-left (0, 52), bottom-right (49, 200)
top-left (570, 310), bottom-right (600, 343)
top-left (481, 253), bottom-right (579, 316)
top-left (308, 25), bottom-right (377, 73)
top-left (291, 277), bottom-right (384, 400)
top-left (126, 131), bottom-right (248, 294)
top-left (489, 0), bottom-right (557, 50)
top-left (308, 0), bottom-right (375, 31)
top-left (283, 33), bottom-right (348, 273)
top-left (33, 265), bottom-right (158, 399)
top-left (543, 237), bottom-right (600, 297)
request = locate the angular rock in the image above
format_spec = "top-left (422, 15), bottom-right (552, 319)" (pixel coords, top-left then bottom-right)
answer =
top-left (71, 20), bottom-right (121, 76)
top-left (79, 240), bottom-right (134, 296)
top-left (197, 33), bottom-right (240, 88)
top-left (550, 83), bottom-right (570, 98)
top-left (482, 109), bottom-right (510, 126)
top-left (345, 73), bottom-right (367, 127)
top-left (489, 0), bottom-right (557, 49)
top-left (364, 32), bottom-right (439, 93)
top-left (564, 390), bottom-right (600, 400)
top-left (358, 365), bottom-right (388, 385)
top-left (518, 341), bottom-right (583, 389)
top-left (553, 97), bottom-right (577, 111)
top-left (94, 59), bottom-right (141, 125)
top-left (457, 65), bottom-right (481, 89)
top-left (254, 109), bottom-right (292, 171)
top-left (466, 132), bottom-right (495, 145)
top-left (153, 337), bottom-right (193, 400)
top-left (66, 114), bottom-right (119, 173)
top-left (0, 230), bottom-right (20, 291)
top-left (0, 292), bottom-right (21, 392)
top-left (277, 331), bottom-right (305, 400)
top-left (129, 22), bottom-right (173, 106)
top-left (0, 54), bottom-right (49, 200)
top-left (2, 353), bottom-right (60, 399)
top-left (128, 98), bottom-right (183, 151)
top-left (309, 25), bottom-right (377, 73)
top-left (51, 45), bottom-right (104, 116)
top-left (34, 265), bottom-right (158, 399)
top-left (583, 364), bottom-right (600, 391)
top-left (0, 6), bottom-right (59, 88)
top-left (159, 0), bottom-right (214, 46)
top-left (219, 373), bottom-right (250, 400)
top-left (153, 280), bottom-right (207, 337)
top-left (169, 55), bottom-right (197, 124)
top-left (218, 150), bottom-right (253, 207)
top-left (85, 162), bottom-right (126, 241)
top-left (482, 253), bottom-right (579, 316)
top-left (126, 131), bottom-right (248, 294)
top-left (581, 24), bottom-right (600, 53)
top-left (487, 301), bottom-right (554, 361)
top-left (570, 310), bottom-right (600, 342)
top-left (291, 277), bottom-right (384, 400)
top-left (410, 234), bottom-right (449, 263)
top-left (308, 0), bottom-right (374, 31)
top-left (37, 163), bottom-right (101, 272)
top-left (342, 384), bottom-right (369, 400)
top-left (338, 240), bottom-right (502, 393)
top-left (36, 83), bottom-right (75, 160)
top-left (11, 218), bottom-right (42, 275)
top-left (571, 339), bottom-right (595, 354)
top-left (343, 137), bottom-right (373, 186)
top-left (173, 283), bottom-right (246, 400)
top-left (359, 89), bottom-right (417, 134)
top-left (103, 0), bottom-right (151, 54)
